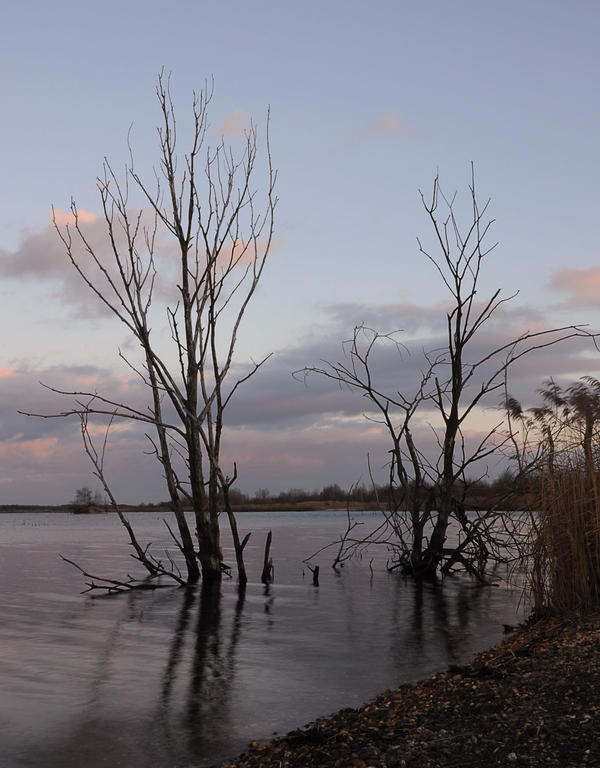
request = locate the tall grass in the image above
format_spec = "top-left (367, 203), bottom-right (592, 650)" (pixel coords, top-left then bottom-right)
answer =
top-left (527, 457), bottom-right (600, 615)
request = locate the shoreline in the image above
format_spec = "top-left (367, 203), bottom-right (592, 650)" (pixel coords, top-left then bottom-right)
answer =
top-left (0, 501), bottom-right (379, 514)
top-left (0, 500), bottom-right (529, 514)
top-left (217, 613), bottom-right (600, 767)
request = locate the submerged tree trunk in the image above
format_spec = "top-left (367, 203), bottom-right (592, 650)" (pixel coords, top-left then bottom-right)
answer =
top-left (261, 530), bottom-right (274, 584)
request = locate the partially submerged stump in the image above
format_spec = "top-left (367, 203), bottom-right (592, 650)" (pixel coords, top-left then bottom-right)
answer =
top-left (261, 530), bottom-right (274, 584)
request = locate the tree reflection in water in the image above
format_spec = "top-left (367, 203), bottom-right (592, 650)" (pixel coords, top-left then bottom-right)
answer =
top-left (157, 581), bottom-right (248, 761)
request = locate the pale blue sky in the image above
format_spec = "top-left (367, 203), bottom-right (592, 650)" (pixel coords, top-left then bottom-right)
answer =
top-left (0, 1), bottom-right (599, 502)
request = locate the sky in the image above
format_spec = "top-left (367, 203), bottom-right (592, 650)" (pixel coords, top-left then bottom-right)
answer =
top-left (0, 0), bottom-right (599, 504)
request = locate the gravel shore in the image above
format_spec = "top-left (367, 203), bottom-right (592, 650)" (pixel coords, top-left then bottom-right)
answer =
top-left (218, 613), bottom-right (600, 768)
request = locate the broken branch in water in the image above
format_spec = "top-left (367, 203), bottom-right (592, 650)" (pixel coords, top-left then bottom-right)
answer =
top-left (60, 555), bottom-right (176, 594)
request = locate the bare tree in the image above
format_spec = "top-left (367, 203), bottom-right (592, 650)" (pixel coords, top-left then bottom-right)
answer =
top-left (72, 486), bottom-right (94, 508)
top-left (299, 167), bottom-right (591, 580)
top-left (27, 73), bottom-right (277, 586)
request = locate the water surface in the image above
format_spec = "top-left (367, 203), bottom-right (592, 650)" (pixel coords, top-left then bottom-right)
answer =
top-left (0, 510), bottom-right (524, 767)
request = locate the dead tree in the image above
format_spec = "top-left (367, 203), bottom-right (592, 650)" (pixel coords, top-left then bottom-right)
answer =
top-left (299, 166), bottom-right (591, 580)
top-left (26, 73), bottom-right (277, 586)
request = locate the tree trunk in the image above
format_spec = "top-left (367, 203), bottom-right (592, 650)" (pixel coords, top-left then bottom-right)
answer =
top-left (196, 504), bottom-right (222, 581)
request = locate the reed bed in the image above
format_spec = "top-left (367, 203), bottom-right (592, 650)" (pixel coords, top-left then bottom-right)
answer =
top-left (526, 456), bottom-right (600, 615)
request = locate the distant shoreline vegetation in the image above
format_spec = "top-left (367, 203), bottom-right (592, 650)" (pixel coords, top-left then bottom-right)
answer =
top-left (0, 500), bottom-right (378, 514)
top-left (0, 472), bottom-right (528, 514)
top-left (0, 501), bottom-right (379, 515)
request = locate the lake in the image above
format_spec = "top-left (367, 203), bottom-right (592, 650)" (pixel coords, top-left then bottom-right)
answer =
top-left (0, 510), bottom-right (525, 767)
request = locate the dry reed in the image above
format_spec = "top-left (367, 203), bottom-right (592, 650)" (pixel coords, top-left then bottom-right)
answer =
top-left (526, 454), bottom-right (600, 615)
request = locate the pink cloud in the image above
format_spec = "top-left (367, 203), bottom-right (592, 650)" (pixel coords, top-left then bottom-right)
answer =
top-left (84, 421), bottom-right (133, 438)
top-left (73, 373), bottom-right (101, 387)
top-left (0, 436), bottom-right (58, 461)
top-left (367, 114), bottom-right (409, 139)
top-left (116, 375), bottom-right (138, 387)
top-left (0, 207), bottom-right (281, 320)
top-left (0, 367), bottom-right (17, 379)
top-left (214, 235), bottom-right (282, 270)
top-left (0, 206), bottom-right (169, 319)
top-left (218, 108), bottom-right (249, 138)
top-left (52, 208), bottom-right (98, 227)
top-left (550, 267), bottom-right (600, 308)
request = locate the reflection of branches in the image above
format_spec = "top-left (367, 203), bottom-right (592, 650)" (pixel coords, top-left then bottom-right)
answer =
top-left (160, 587), bottom-right (196, 710)
top-left (185, 582), bottom-right (247, 751)
top-left (157, 582), bottom-right (248, 755)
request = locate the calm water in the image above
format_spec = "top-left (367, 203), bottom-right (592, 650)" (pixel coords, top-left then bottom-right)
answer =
top-left (0, 510), bottom-right (524, 767)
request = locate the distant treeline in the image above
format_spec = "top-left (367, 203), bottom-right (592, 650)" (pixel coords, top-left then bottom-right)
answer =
top-left (139, 470), bottom-right (523, 510)
top-left (0, 471), bottom-right (525, 513)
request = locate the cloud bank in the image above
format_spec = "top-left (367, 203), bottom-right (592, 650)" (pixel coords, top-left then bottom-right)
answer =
top-left (1, 218), bottom-right (599, 504)
top-left (2, 294), bottom-right (597, 504)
